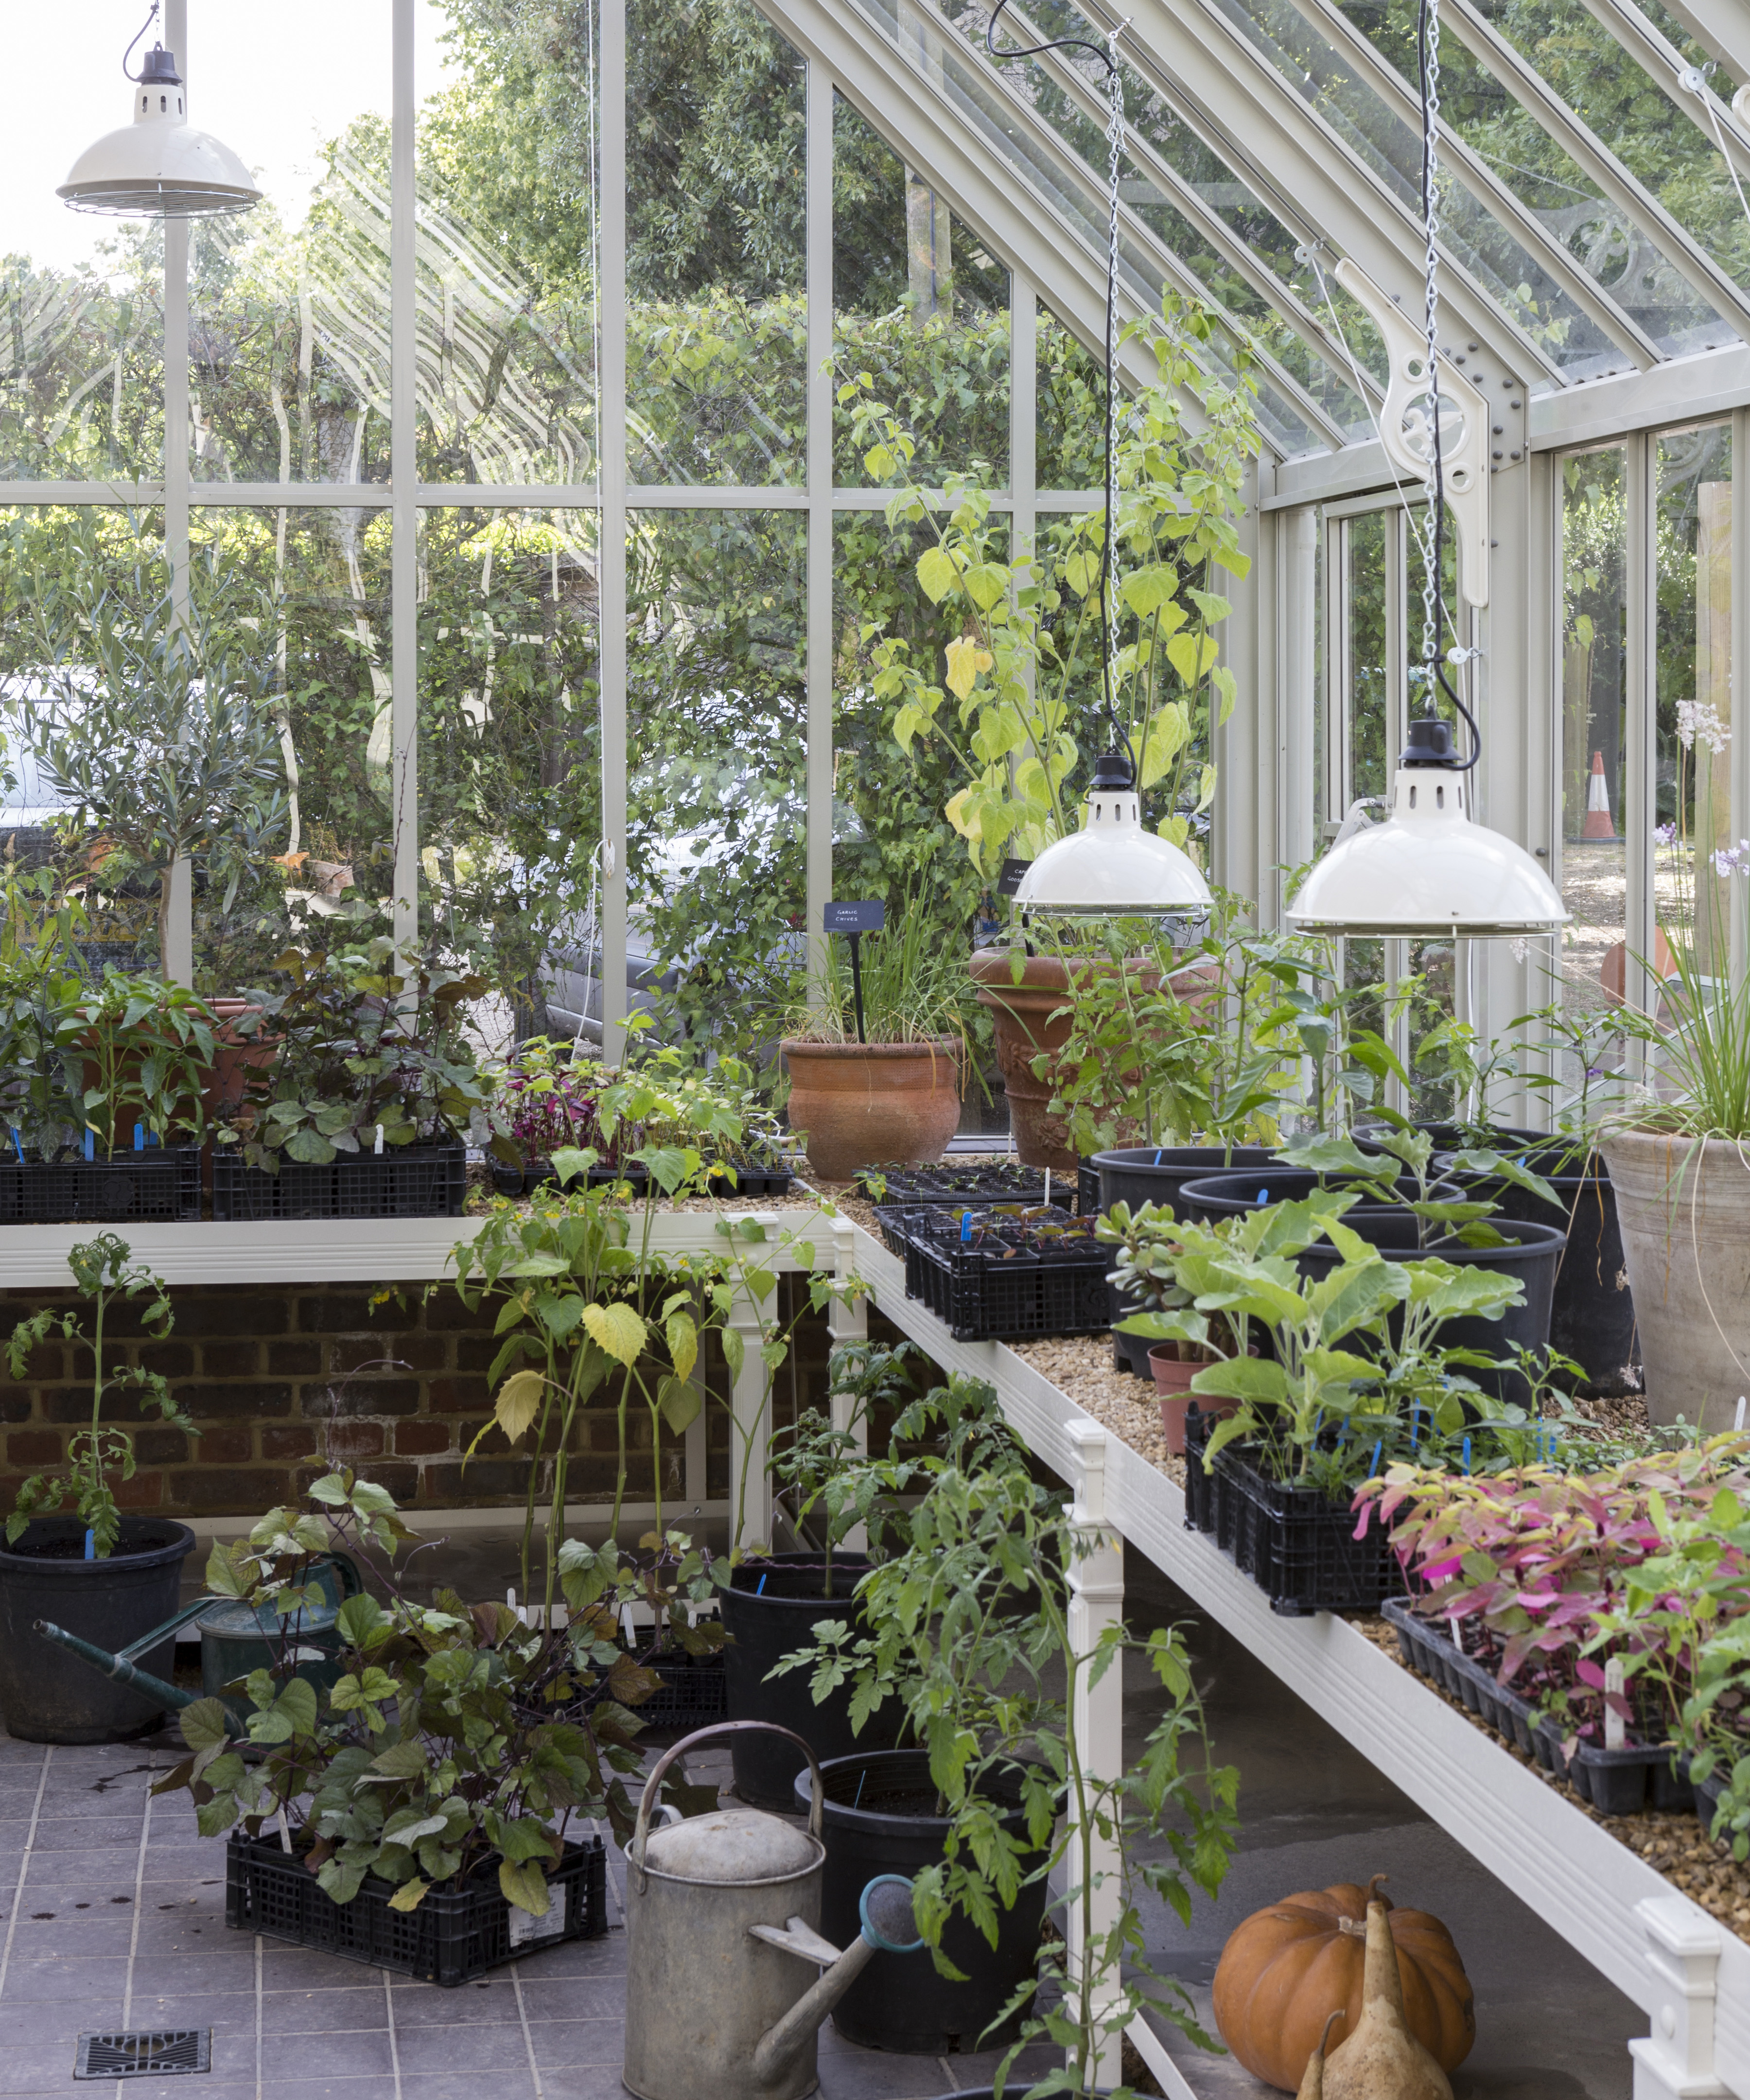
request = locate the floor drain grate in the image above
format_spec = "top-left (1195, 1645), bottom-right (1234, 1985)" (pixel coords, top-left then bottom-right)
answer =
top-left (75, 2030), bottom-right (211, 2080)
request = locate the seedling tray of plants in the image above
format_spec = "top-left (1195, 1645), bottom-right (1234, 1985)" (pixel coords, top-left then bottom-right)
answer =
top-left (212, 1141), bottom-right (468, 1221)
top-left (492, 1158), bottom-right (793, 1200)
top-left (1381, 1598), bottom-right (1692, 1816)
top-left (0, 1146), bottom-right (202, 1225)
top-left (854, 1160), bottom-right (1050, 1206)
top-left (575, 1647), bottom-right (728, 1732)
top-left (901, 1206), bottom-right (1111, 1342)
top-left (225, 1831), bottom-right (607, 1985)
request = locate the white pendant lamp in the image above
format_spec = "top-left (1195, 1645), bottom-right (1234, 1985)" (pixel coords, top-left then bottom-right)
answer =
top-left (988, 6), bottom-right (1210, 929)
top-left (60, 39), bottom-right (261, 219)
top-left (1015, 751), bottom-right (1213, 922)
top-left (1283, 0), bottom-right (1566, 943)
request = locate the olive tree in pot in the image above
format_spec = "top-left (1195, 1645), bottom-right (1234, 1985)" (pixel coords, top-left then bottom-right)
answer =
top-left (774, 1377), bottom-right (1238, 2076)
top-left (781, 898), bottom-right (968, 1182)
top-left (0, 1235), bottom-right (198, 1742)
top-left (1575, 928), bottom-right (1750, 1426)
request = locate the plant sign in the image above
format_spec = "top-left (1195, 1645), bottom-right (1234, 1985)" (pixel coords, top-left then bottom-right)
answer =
top-left (823, 900), bottom-right (885, 1044)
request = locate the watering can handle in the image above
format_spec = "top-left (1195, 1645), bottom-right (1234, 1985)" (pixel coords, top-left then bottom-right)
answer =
top-left (628, 1722), bottom-right (824, 1893)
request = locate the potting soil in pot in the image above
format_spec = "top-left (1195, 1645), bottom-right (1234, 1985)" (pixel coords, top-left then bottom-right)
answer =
top-left (798, 1748), bottom-right (1049, 2054)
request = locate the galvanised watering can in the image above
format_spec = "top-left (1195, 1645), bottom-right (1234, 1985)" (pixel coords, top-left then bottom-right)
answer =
top-left (32, 1553), bottom-right (361, 1729)
top-left (623, 1722), bottom-right (924, 2100)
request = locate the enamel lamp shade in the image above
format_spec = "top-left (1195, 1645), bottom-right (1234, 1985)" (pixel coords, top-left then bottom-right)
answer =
top-left (1286, 724), bottom-right (1567, 938)
top-left (1014, 751), bottom-right (1213, 921)
top-left (59, 45), bottom-right (261, 218)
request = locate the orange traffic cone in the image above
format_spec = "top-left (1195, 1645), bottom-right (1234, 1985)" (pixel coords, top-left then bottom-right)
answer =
top-left (1581, 750), bottom-right (1616, 839)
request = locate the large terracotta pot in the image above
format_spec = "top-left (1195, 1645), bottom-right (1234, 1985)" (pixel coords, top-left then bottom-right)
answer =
top-left (968, 949), bottom-right (1204, 1171)
top-left (781, 1039), bottom-right (962, 1181)
top-left (1600, 1129), bottom-right (1750, 1428)
top-left (202, 1000), bottom-right (280, 1125)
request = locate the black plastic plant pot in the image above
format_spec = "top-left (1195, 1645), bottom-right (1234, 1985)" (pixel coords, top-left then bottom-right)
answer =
top-left (1435, 1146), bottom-right (1637, 1398)
top-left (0, 1518), bottom-right (195, 1743)
top-left (794, 1748), bottom-right (1049, 2054)
top-left (1177, 1167), bottom-right (1461, 1233)
top-left (1096, 1147), bottom-right (1276, 1373)
top-left (720, 1554), bottom-right (902, 1808)
top-left (1296, 1219), bottom-right (1566, 1406)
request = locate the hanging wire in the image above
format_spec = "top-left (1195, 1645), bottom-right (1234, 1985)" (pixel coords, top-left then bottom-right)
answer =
top-left (986, 0), bottom-right (1134, 778)
top-left (122, 1), bottom-right (165, 80)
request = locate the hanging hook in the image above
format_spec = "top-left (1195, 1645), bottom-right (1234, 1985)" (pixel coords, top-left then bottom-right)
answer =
top-left (122, 1), bottom-right (165, 81)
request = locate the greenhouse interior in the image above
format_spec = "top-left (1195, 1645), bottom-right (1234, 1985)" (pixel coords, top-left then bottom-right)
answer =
top-left (3, 0), bottom-right (1750, 2095)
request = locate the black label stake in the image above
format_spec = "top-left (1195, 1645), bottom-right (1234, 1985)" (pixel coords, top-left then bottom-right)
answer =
top-left (823, 900), bottom-right (885, 1047)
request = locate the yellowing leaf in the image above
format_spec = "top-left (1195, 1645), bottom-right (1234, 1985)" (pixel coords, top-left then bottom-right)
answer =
top-left (1139, 703), bottom-right (1190, 788)
top-left (581, 1300), bottom-right (647, 1369)
top-left (493, 1369), bottom-right (546, 1446)
top-left (500, 1857), bottom-right (550, 1917)
top-left (665, 1312), bottom-right (698, 1384)
top-left (945, 787), bottom-right (977, 840)
top-left (388, 1877), bottom-right (428, 1913)
top-left (1119, 563), bottom-right (1177, 619)
top-left (916, 546), bottom-right (958, 603)
top-left (944, 636), bottom-right (992, 700)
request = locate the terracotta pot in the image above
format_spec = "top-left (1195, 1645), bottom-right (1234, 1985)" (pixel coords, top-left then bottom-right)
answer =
top-left (781, 1039), bottom-right (962, 1181)
top-left (969, 949), bottom-right (1213, 1172)
top-left (202, 1000), bottom-right (280, 1124)
top-left (1599, 1129), bottom-right (1750, 1428)
top-left (1148, 1346), bottom-right (1242, 1455)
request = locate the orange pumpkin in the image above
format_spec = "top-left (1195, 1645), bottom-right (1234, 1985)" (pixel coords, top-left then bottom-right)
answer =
top-left (1212, 1875), bottom-right (1474, 2092)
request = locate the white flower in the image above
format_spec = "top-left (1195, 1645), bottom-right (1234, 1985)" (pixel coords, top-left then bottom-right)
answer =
top-left (1510, 936), bottom-right (1531, 963)
top-left (1678, 699), bottom-right (1732, 755)
top-left (1714, 840), bottom-right (1750, 877)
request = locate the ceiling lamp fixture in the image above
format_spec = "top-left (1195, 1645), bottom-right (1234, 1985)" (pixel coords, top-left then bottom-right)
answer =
top-left (985, 5), bottom-right (1212, 934)
top-left (1284, 0), bottom-right (1565, 941)
top-left (59, 4), bottom-right (261, 220)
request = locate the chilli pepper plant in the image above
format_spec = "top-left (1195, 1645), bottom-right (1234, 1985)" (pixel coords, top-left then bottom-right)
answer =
top-left (153, 1470), bottom-right (718, 1919)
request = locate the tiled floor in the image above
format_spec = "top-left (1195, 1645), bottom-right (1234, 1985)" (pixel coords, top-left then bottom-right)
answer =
top-left (0, 1730), bottom-right (1057, 2100)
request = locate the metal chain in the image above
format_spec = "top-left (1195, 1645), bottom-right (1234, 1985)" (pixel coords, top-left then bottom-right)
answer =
top-left (1104, 35), bottom-right (1126, 756)
top-left (1418, 0), bottom-right (1443, 685)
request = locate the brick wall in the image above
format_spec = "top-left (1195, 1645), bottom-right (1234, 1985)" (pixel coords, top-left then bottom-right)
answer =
top-left (0, 1277), bottom-right (931, 1525)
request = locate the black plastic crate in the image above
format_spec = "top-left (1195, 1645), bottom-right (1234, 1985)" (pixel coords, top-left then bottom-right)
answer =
top-left (493, 1157), bottom-right (792, 1201)
top-left (1210, 1443), bottom-right (1406, 1616)
top-left (0, 1147), bottom-right (201, 1225)
top-left (853, 1159), bottom-right (1048, 1205)
top-left (1078, 1160), bottom-right (1100, 1218)
top-left (1182, 1406), bottom-right (1219, 1534)
top-left (214, 1142), bottom-right (467, 1222)
top-left (225, 1831), bottom-right (606, 1984)
top-left (578, 1648), bottom-right (727, 1731)
top-left (1381, 1598), bottom-right (1690, 1814)
top-left (907, 1225), bottom-right (1110, 1342)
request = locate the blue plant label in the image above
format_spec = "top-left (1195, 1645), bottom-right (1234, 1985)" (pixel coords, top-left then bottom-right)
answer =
top-left (997, 858), bottom-right (1032, 897)
top-left (824, 899), bottom-right (884, 934)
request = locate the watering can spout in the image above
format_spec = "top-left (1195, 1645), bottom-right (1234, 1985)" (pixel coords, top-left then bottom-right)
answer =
top-left (32, 1618), bottom-right (195, 1713)
top-left (748, 1874), bottom-right (923, 2089)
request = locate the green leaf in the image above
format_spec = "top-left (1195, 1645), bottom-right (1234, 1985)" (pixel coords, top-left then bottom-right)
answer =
top-left (1191, 1357), bottom-right (1292, 1407)
top-left (177, 1697), bottom-right (231, 1755)
top-left (916, 546), bottom-right (958, 604)
top-left (369, 1740), bottom-right (430, 1780)
top-left (658, 1374), bottom-right (701, 1436)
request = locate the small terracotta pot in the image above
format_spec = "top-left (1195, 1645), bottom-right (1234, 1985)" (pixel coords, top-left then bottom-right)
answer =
top-left (1148, 1345), bottom-right (1242, 1456)
top-left (781, 1039), bottom-right (962, 1182)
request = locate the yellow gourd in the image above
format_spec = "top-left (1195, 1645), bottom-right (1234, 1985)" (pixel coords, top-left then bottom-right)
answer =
top-left (1295, 2011), bottom-right (1345, 2099)
top-left (1323, 1886), bottom-right (1454, 2100)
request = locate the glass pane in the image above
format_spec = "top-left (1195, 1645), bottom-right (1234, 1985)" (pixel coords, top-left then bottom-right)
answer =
top-left (627, 0), bottom-right (805, 486)
top-left (834, 96), bottom-right (1011, 490)
top-left (1333, 0), bottom-right (1727, 367)
top-left (1655, 422), bottom-right (1734, 969)
top-left (0, 506), bottom-right (168, 963)
top-left (2, 21), bottom-right (165, 479)
top-left (1037, 317), bottom-right (1101, 491)
top-left (1208, 0), bottom-right (1623, 377)
top-left (187, 504), bottom-right (389, 993)
top-left (185, 0), bottom-right (412, 485)
top-left (419, 508), bottom-right (601, 1039)
top-left (1348, 511), bottom-right (1390, 806)
top-left (628, 508), bottom-right (806, 1056)
top-left (1474, 0), bottom-right (1748, 343)
top-left (1558, 446), bottom-right (1628, 1035)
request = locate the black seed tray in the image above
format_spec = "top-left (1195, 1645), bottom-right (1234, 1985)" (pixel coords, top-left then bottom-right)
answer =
top-left (1182, 1406), bottom-right (1219, 1535)
top-left (0, 1148), bottom-right (202, 1225)
top-left (906, 1224), bottom-right (1110, 1342)
top-left (213, 1142), bottom-right (467, 1220)
top-left (1211, 1443), bottom-right (1405, 1616)
top-left (226, 1832), bottom-right (606, 1985)
top-left (578, 1648), bottom-right (728, 1732)
top-left (853, 1159), bottom-right (1049, 1205)
top-left (1381, 1598), bottom-right (1691, 1815)
top-left (493, 1159), bottom-right (792, 1200)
